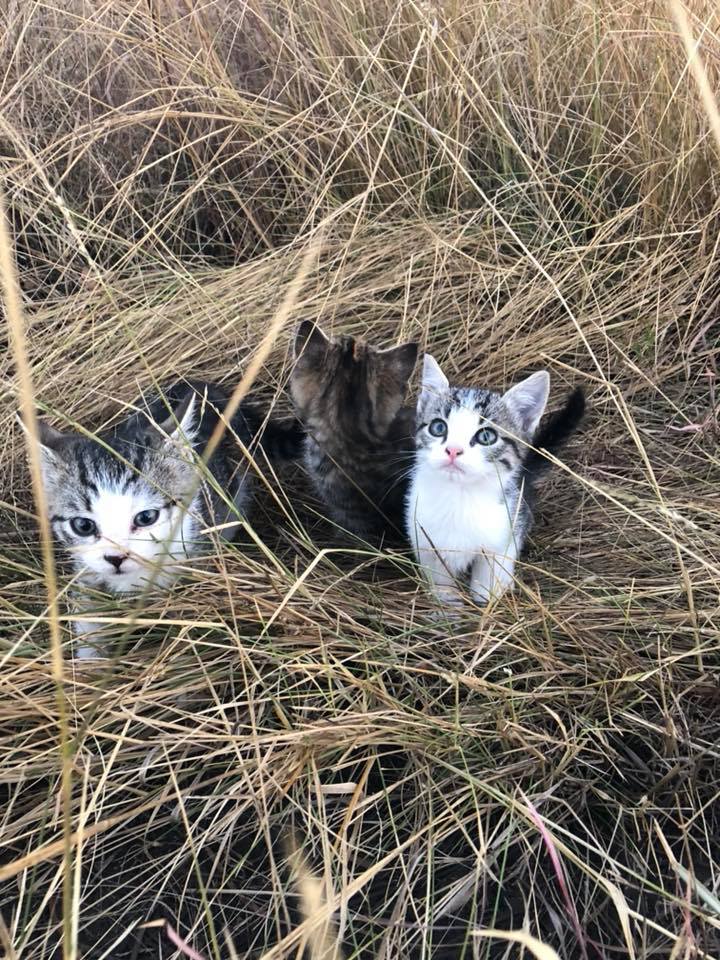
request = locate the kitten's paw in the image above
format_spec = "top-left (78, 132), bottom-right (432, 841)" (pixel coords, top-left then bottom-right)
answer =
top-left (72, 621), bottom-right (108, 659)
top-left (75, 643), bottom-right (106, 660)
top-left (429, 594), bottom-right (465, 623)
top-left (469, 588), bottom-right (490, 607)
top-left (469, 583), bottom-right (512, 609)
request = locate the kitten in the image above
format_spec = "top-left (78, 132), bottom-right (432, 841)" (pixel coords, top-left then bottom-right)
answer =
top-left (405, 355), bottom-right (585, 608)
top-left (37, 380), bottom-right (303, 655)
top-left (290, 321), bottom-right (418, 543)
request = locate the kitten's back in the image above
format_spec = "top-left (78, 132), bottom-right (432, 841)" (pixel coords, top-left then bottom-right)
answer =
top-left (290, 323), bottom-right (418, 543)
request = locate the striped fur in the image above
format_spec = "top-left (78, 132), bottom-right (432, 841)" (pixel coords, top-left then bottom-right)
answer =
top-left (406, 356), bottom-right (584, 608)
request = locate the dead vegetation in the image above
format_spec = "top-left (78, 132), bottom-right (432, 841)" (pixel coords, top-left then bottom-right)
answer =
top-left (0, 1), bottom-right (719, 958)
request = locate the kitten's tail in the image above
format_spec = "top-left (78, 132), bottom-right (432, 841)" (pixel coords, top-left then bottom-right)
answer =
top-left (525, 387), bottom-right (585, 475)
top-left (258, 417), bottom-right (306, 460)
top-left (235, 407), bottom-right (305, 460)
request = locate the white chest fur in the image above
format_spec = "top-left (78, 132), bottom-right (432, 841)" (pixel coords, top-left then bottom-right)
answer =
top-left (406, 467), bottom-right (518, 575)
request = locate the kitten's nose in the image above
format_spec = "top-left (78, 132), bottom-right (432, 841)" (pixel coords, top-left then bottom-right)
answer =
top-left (104, 553), bottom-right (126, 572)
top-left (445, 446), bottom-right (464, 462)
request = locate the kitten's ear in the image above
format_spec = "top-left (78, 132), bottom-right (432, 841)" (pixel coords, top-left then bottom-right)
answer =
top-left (18, 416), bottom-right (67, 478)
top-left (157, 391), bottom-right (198, 444)
top-left (379, 341), bottom-right (418, 384)
top-left (37, 420), bottom-right (66, 452)
top-left (419, 353), bottom-right (449, 408)
top-left (503, 371), bottom-right (550, 435)
top-left (294, 321), bottom-right (329, 360)
top-left (18, 415), bottom-right (65, 453)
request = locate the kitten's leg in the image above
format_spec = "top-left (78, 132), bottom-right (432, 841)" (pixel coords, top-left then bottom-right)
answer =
top-left (469, 553), bottom-right (493, 606)
top-left (491, 546), bottom-right (518, 599)
top-left (470, 546), bottom-right (517, 605)
top-left (418, 548), bottom-right (464, 610)
top-left (71, 606), bottom-right (108, 659)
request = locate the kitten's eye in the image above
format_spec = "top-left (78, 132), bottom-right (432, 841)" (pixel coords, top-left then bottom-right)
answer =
top-left (133, 508), bottom-right (160, 528)
top-left (428, 419), bottom-right (447, 438)
top-left (472, 426), bottom-right (497, 446)
top-left (70, 517), bottom-right (97, 537)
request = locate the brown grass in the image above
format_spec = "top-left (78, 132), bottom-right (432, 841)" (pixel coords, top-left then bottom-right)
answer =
top-left (1, 1), bottom-right (719, 958)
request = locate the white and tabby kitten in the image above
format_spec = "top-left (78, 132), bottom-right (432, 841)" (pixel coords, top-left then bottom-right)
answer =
top-left (406, 355), bottom-right (584, 609)
top-left (37, 380), bottom-right (302, 656)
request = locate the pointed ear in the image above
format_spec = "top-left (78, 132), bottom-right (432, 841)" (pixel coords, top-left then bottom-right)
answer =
top-left (156, 391), bottom-right (198, 444)
top-left (19, 416), bottom-right (68, 479)
top-left (379, 341), bottom-right (418, 385)
top-left (37, 419), bottom-right (66, 452)
top-left (19, 415), bottom-right (66, 454)
top-left (503, 371), bottom-right (550, 435)
top-left (419, 353), bottom-right (449, 408)
top-left (294, 321), bottom-right (329, 360)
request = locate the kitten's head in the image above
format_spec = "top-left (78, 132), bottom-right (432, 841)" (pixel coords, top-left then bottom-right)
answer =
top-left (37, 392), bottom-right (200, 590)
top-left (290, 321), bottom-right (418, 437)
top-left (416, 354), bottom-right (550, 485)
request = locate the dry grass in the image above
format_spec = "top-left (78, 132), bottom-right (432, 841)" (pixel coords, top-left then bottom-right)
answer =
top-left (1, 1), bottom-right (719, 957)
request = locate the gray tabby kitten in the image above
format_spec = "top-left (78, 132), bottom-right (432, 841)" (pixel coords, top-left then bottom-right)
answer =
top-left (406, 355), bottom-right (584, 608)
top-left (38, 380), bottom-right (302, 655)
top-left (290, 321), bottom-right (418, 542)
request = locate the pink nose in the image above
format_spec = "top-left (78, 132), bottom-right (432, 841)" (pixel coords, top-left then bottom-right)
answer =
top-left (445, 446), bottom-right (464, 463)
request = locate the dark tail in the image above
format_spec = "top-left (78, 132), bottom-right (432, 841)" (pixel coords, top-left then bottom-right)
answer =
top-left (524, 387), bottom-right (585, 475)
top-left (233, 404), bottom-right (305, 460)
top-left (256, 416), bottom-right (305, 460)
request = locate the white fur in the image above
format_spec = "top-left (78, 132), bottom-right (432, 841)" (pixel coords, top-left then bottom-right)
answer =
top-left (408, 360), bottom-right (550, 609)
top-left (406, 451), bottom-right (520, 607)
top-left (38, 390), bottom-right (218, 658)
top-left (66, 488), bottom-right (200, 656)
top-left (417, 406), bottom-right (504, 484)
top-left (73, 618), bottom-right (106, 659)
top-left (66, 484), bottom-right (199, 592)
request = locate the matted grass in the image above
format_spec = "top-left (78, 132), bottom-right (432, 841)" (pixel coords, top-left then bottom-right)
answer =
top-left (1, 1), bottom-right (719, 958)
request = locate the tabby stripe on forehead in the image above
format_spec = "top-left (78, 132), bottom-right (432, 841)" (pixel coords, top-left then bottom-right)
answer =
top-left (76, 456), bottom-right (99, 500)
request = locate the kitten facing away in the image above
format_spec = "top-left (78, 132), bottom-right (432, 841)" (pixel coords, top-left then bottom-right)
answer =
top-left (405, 355), bottom-right (585, 609)
top-left (37, 380), bottom-right (303, 656)
top-left (290, 321), bottom-right (419, 543)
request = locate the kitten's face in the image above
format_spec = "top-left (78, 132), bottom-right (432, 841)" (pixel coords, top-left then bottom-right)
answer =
top-left (38, 396), bottom-right (199, 591)
top-left (415, 355), bottom-right (550, 485)
top-left (290, 322), bottom-right (418, 438)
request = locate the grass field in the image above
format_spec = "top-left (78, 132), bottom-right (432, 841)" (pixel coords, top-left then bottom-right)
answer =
top-left (1, 1), bottom-right (719, 957)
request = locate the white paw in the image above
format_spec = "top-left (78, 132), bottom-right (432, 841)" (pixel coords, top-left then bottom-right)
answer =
top-left (470, 581), bottom-right (512, 608)
top-left (72, 621), bottom-right (107, 659)
top-left (74, 642), bottom-right (107, 660)
top-left (469, 587), bottom-right (490, 606)
top-left (429, 597), bottom-right (465, 623)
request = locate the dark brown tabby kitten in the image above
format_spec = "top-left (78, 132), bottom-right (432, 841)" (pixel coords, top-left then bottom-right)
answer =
top-left (290, 321), bottom-right (419, 542)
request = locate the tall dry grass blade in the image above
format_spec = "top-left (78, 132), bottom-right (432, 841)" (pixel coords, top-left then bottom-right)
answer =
top-left (290, 843), bottom-right (344, 960)
top-left (473, 929), bottom-right (561, 960)
top-left (0, 191), bottom-right (74, 959)
top-left (1, 3), bottom-right (719, 955)
top-left (669, 0), bottom-right (720, 152)
top-left (201, 235), bottom-right (323, 465)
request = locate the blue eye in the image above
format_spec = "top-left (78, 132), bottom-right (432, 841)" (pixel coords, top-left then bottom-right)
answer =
top-left (473, 426), bottom-right (497, 446)
top-left (70, 517), bottom-right (97, 537)
top-left (133, 508), bottom-right (160, 528)
top-left (428, 419), bottom-right (447, 438)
